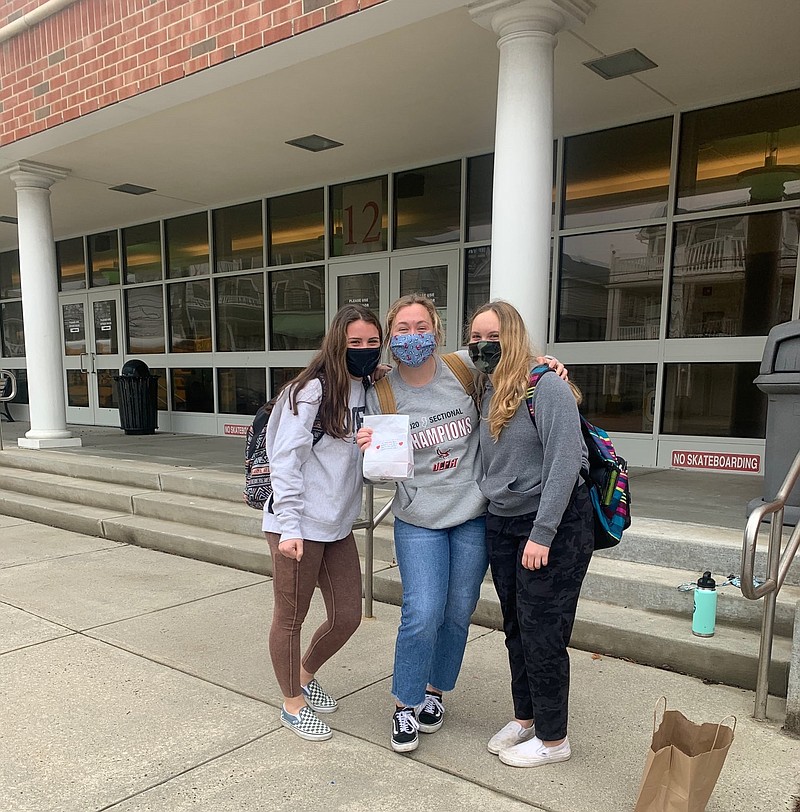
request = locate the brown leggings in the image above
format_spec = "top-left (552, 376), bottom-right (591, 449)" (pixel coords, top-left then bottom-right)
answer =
top-left (266, 532), bottom-right (362, 698)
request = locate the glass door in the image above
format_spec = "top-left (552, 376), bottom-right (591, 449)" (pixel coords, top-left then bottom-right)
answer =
top-left (327, 258), bottom-right (389, 324)
top-left (61, 290), bottom-right (124, 425)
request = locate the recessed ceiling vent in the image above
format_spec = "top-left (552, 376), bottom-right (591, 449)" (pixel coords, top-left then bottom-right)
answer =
top-left (584, 49), bottom-right (657, 80)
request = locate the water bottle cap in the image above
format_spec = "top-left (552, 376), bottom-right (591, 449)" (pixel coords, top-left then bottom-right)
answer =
top-left (697, 570), bottom-right (716, 589)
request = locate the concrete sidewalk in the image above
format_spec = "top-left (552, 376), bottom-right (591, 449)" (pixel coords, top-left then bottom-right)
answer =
top-left (1, 513), bottom-right (798, 812)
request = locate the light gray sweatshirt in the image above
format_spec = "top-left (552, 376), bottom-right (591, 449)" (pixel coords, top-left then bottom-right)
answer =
top-left (262, 378), bottom-right (366, 543)
top-left (366, 350), bottom-right (487, 529)
top-left (478, 370), bottom-right (588, 547)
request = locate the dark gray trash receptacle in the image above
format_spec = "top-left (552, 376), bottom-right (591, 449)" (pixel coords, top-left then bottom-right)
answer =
top-left (749, 319), bottom-right (800, 526)
top-left (114, 359), bottom-right (159, 436)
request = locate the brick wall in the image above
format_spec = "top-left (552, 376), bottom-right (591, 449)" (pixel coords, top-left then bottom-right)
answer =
top-left (0, 0), bottom-right (388, 147)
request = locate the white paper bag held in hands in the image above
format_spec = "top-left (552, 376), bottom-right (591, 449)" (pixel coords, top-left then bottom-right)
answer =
top-left (362, 414), bottom-right (414, 481)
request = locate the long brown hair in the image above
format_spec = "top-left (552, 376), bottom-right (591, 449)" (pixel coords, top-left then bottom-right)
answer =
top-left (470, 300), bottom-right (581, 440)
top-left (283, 304), bottom-right (382, 439)
top-left (385, 292), bottom-right (444, 349)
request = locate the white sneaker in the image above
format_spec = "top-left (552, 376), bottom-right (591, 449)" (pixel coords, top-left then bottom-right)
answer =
top-left (487, 721), bottom-right (536, 754)
top-left (499, 735), bottom-right (571, 768)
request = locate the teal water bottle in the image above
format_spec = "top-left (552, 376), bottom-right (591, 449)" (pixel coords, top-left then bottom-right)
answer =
top-left (692, 571), bottom-right (717, 637)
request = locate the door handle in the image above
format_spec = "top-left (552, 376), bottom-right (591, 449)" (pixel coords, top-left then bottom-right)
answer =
top-left (79, 353), bottom-right (89, 373)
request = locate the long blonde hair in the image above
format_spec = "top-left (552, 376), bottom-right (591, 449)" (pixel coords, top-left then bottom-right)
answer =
top-left (385, 292), bottom-right (444, 349)
top-left (471, 300), bottom-right (581, 440)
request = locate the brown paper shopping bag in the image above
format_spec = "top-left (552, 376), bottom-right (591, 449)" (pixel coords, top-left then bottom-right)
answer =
top-left (633, 697), bottom-right (736, 812)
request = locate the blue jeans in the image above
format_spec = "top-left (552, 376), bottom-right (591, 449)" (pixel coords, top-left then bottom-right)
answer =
top-left (392, 515), bottom-right (488, 707)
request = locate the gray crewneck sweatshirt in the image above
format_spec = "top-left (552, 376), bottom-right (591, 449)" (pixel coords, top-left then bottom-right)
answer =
top-left (479, 370), bottom-right (588, 547)
top-left (365, 350), bottom-right (487, 529)
top-left (262, 378), bottom-right (366, 542)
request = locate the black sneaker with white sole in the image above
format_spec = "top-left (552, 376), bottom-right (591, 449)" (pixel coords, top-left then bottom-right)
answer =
top-left (416, 691), bottom-right (444, 733)
top-left (391, 706), bottom-right (419, 753)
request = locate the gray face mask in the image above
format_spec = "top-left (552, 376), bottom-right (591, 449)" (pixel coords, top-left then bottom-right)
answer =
top-left (468, 340), bottom-right (502, 374)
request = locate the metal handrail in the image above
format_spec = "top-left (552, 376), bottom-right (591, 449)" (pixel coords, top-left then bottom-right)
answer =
top-left (741, 448), bottom-right (800, 720)
top-left (0, 370), bottom-right (17, 451)
top-left (352, 482), bottom-right (394, 618)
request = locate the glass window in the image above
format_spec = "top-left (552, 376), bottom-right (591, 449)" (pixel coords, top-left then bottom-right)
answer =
top-left (88, 230), bottom-right (120, 287)
top-left (165, 212), bottom-right (209, 278)
top-left (10, 368), bottom-right (28, 404)
top-left (562, 118), bottom-right (673, 229)
top-left (0, 301), bottom-right (24, 357)
top-left (62, 302), bottom-right (86, 356)
top-left (662, 362), bottom-right (766, 438)
top-left (218, 368), bottom-right (266, 415)
top-left (169, 280), bottom-right (212, 352)
top-left (330, 176), bottom-right (388, 256)
top-left (270, 367), bottom-right (302, 399)
top-left (171, 367), bottom-right (214, 412)
top-left (270, 266), bottom-right (325, 350)
top-left (569, 364), bottom-right (658, 433)
top-left (123, 222), bottom-right (162, 284)
top-left (558, 227), bottom-right (665, 342)
top-left (215, 273), bottom-right (265, 352)
top-left (394, 161), bottom-right (461, 249)
top-left (213, 201), bottom-right (263, 273)
top-left (92, 300), bottom-right (119, 355)
top-left (669, 211), bottom-right (797, 338)
top-left (268, 189), bottom-right (324, 266)
top-left (336, 272), bottom-right (379, 317)
top-left (0, 250), bottom-right (21, 298)
top-left (126, 286), bottom-right (165, 354)
top-left (148, 367), bottom-right (168, 410)
top-left (97, 369), bottom-right (119, 409)
top-left (677, 89), bottom-right (800, 212)
top-left (467, 154), bottom-right (493, 242)
top-left (66, 369), bottom-right (89, 407)
top-left (399, 265), bottom-right (448, 335)
top-left (57, 237), bottom-right (86, 291)
top-left (463, 246), bottom-right (491, 332)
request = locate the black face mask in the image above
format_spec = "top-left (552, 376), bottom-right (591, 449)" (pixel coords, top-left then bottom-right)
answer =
top-left (468, 340), bottom-right (502, 375)
top-left (346, 347), bottom-right (381, 379)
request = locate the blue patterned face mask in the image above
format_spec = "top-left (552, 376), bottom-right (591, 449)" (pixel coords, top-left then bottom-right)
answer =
top-left (390, 332), bottom-right (437, 368)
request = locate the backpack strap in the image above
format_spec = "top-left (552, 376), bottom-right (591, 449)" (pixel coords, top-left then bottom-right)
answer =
top-left (373, 376), bottom-right (397, 414)
top-left (524, 363), bottom-right (555, 422)
top-left (441, 352), bottom-right (479, 408)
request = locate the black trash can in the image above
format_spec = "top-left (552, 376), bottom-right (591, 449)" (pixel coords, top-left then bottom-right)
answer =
top-left (114, 359), bottom-right (159, 435)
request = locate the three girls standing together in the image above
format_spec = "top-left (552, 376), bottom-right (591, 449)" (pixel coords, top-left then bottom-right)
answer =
top-left (262, 294), bottom-right (594, 768)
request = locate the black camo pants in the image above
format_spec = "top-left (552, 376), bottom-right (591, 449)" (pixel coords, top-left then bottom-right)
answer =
top-left (485, 484), bottom-right (594, 741)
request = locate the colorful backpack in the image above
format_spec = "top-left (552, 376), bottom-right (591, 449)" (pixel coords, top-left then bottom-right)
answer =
top-left (243, 381), bottom-right (325, 510)
top-left (526, 364), bottom-right (631, 550)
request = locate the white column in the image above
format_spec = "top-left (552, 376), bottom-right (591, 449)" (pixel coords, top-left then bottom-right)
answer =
top-left (2, 161), bottom-right (81, 448)
top-left (471, 0), bottom-right (594, 350)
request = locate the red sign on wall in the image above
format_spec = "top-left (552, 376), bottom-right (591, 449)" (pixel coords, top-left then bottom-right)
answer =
top-left (224, 424), bottom-right (248, 436)
top-left (671, 450), bottom-right (761, 473)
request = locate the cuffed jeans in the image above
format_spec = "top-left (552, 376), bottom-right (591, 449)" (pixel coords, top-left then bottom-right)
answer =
top-left (392, 515), bottom-right (488, 708)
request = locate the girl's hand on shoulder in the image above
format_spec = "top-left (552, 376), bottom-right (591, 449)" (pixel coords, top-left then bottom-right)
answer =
top-left (522, 540), bottom-right (549, 570)
top-left (372, 364), bottom-right (392, 381)
top-left (278, 538), bottom-right (303, 561)
top-left (356, 426), bottom-right (373, 452)
top-left (537, 355), bottom-right (568, 381)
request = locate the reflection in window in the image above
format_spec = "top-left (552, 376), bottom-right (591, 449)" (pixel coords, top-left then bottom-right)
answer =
top-left (467, 154), bottom-right (493, 242)
top-left (0, 250), bottom-right (21, 298)
top-left (662, 362), bottom-right (766, 438)
top-left (213, 201), bottom-right (264, 273)
top-left (270, 367), bottom-right (302, 399)
top-left (171, 367), bottom-right (214, 412)
top-left (394, 161), bottom-right (461, 249)
top-left (123, 222), bottom-right (162, 284)
top-left (216, 273), bottom-right (265, 352)
top-left (399, 265), bottom-right (448, 336)
top-left (558, 227), bottom-right (665, 342)
top-left (562, 118), bottom-right (673, 229)
top-left (330, 177), bottom-right (388, 256)
top-left (165, 212), bottom-right (209, 278)
top-left (0, 301), bottom-right (25, 357)
top-left (218, 368), bottom-right (267, 415)
top-left (669, 211), bottom-right (797, 338)
top-left (88, 231), bottom-right (120, 287)
top-left (66, 369), bottom-right (89, 407)
top-left (271, 267), bottom-right (325, 350)
top-left (62, 302), bottom-right (86, 356)
top-left (148, 367), bottom-right (169, 410)
top-left (9, 368), bottom-right (28, 403)
top-left (269, 189), bottom-right (324, 266)
top-left (336, 272), bottom-right (379, 318)
top-left (677, 88), bottom-right (800, 212)
top-left (464, 246), bottom-right (491, 332)
top-left (569, 364), bottom-right (657, 434)
top-left (93, 300), bottom-right (118, 355)
top-left (126, 286), bottom-right (165, 354)
top-left (169, 280), bottom-right (212, 352)
top-left (57, 237), bottom-right (86, 291)
top-left (97, 369), bottom-right (119, 409)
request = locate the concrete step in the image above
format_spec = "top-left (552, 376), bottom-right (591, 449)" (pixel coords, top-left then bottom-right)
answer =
top-left (131, 492), bottom-right (263, 536)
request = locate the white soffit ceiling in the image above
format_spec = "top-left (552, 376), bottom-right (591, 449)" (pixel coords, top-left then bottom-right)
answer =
top-left (0, 0), bottom-right (798, 249)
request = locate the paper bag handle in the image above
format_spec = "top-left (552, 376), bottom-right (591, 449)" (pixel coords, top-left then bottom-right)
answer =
top-left (710, 714), bottom-right (737, 750)
top-left (651, 696), bottom-right (667, 733)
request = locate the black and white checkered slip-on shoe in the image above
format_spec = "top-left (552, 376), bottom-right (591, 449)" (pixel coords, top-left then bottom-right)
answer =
top-left (391, 706), bottom-right (419, 753)
top-left (280, 705), bottom-right (332, 741)
top-left (301, 678), bottom-right (338, 713)
top-left (416, 691), bottom-right (444, 733)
